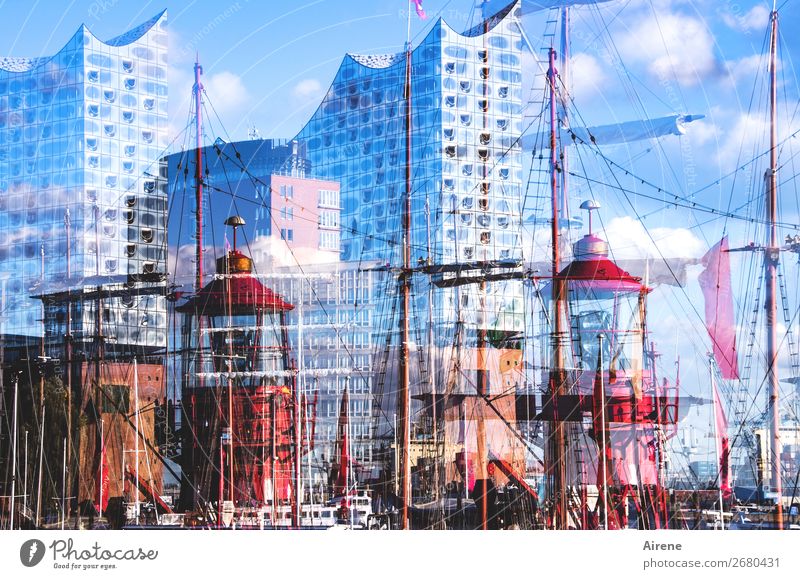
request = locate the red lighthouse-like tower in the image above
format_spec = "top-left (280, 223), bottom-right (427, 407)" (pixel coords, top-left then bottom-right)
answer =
top-left (539, 201), bottom-right (679, 529)
top-left (178, 216), bottom-right (296, 520)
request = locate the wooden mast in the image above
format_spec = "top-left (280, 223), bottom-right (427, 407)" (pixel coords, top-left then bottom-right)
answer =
top-left (474, 11), bottom-right (491, 532)
top-left (193, 58), bottom-right (204, 302)
top-left (192, 57), bottom-right (216, 522)
top-left (9, 372), bottom-right (18, 529)
top-left (765, 8), bottom-right (783, 530)
top-left (397, 32), bottom-right (413, 531)
top-left (547, 46), bottom-right (569, 530)
top-left (63, 209), bottom-right (73, 529)
top-left (134, 358), bottom-right (140, 523)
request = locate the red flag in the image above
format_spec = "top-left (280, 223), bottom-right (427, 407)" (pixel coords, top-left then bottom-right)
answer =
top-left (95, 436), bottom-right (110, 513)
top-left (711, 379), bottom-right (733, 499)
top-left (698, 237), bottom-right (739, 379)
top-left (411, 0), bottom-right (427, 19)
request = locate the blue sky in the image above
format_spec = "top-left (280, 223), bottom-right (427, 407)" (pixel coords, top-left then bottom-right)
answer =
top-left (1, 1), bottom-right (795, 146)
top-left (2, 0), bottom-right (799, 455)
top-left (1, 0), bottom-right (796, 237)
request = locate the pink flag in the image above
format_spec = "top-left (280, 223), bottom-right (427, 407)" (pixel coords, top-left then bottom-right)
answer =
top-left (412, 0), bottom-right (427, 19)
top-left (698, 237), bottom-right (739, 379)
top-left (711, 379), bottom-right (732, 499)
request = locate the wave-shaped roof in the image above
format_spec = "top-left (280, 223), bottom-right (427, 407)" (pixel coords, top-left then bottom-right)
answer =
top-left (105, 10), bottom-right (166, 46)
top-left (336, 2), bottom-right (519, 72)
top-left (293, 2), bottom-right (520, 146)
top-left (0, 56), bottom-right (50, 73)
top-left (463, 1), bottom-right (517, 36)
top-left (0, 10), bottom-right (166, 73)
top-left (348, 53), bottom-right (404, 69)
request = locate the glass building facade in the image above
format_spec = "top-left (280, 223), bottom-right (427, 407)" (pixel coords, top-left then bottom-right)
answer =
top-left (166, 136), bottom-right (383, 484)
top-left (164, 138), bottom-right (294, 255)
top-left (267, 260), bottom-right (383, 485)
top-left (0, 12), bottom-right (169, 353)
top-left (294, 3), bottom-right (525, 340)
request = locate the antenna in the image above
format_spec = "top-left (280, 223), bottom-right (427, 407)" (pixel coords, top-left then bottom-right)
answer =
top-left (224, 215), bottom-right (246, 252)
top-left (579, 199), bottom-right (601, 235)
top-left (247, 122), bottom-right (261, 141)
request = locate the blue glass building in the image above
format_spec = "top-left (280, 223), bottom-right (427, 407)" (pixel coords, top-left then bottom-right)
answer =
top-left (294, 2), bottom-right (526, 342)
top-left (0, 12), bottom-right (169, 354)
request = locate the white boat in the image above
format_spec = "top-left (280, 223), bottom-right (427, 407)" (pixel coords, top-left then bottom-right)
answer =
top-left (224, 490), bottom-right (374, 529)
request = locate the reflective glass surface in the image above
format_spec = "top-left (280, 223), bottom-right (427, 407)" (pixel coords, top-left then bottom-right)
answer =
top-left (0, 13), bottom-right (168, 350)
top-left (294, 10), bottom-right (526, 337)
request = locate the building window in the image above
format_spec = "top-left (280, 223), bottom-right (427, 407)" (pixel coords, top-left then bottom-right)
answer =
top-left (319, 209), bottom-right (339, 229)
top-left (281, 228), bottom-right (294, 242)
top-left (320, 231), bottom-right (339, 251)
top-left (318, 189), bottom-right (339, 208)
top-left (286, 185), bottom-right (294, 199)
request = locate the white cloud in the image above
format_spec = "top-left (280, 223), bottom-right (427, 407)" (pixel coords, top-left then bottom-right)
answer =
top-left (166, 29), bottom-right (253, 144)
top-left (249, 235), bottom-right (339, 269)
top-left (714, 111), bottom-right (768, 167)
top-left (604, 216), bottom-right (705, 259)
top-left (166, 68), bottom-right (252, 143)
top-left (683, 115), bottom-right (717, 147)
top-left (720, 4), bottom-right (770, 32)
top-left (569, 52), bottom-right (606, 99)
top-left (615, 10), bottom-right (719, 86)
top-left (520, 216), bottom-right (705, 268)
top-left (712, 106), bottom-right (800, 168)
top-left (722, 54), bottom-right (766, 85)
top-left (167, 244), bottom-right (199, 288)
top-left (168, 235), bottom-right (339, 289)
top-left (292, 78), bottom-right (323, 100)
top-left (205, 71), bottom-right (252, 115)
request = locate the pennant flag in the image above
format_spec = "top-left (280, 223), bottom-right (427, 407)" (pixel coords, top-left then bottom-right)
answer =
top-left (698, 237), bottom-right (740, 379)
top-left (412, 0), bottom-right (427, 20)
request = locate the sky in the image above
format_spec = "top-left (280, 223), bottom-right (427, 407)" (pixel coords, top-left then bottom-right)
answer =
top-left (1, 0), bottom-right (799, 460)
top-left (0, 1), bottom-right (795, 148)
top-left (1, 0), bottom-right (796, 238)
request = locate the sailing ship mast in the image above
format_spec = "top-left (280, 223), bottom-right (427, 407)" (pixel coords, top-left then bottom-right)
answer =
top-left (764, 7), bottom-right (782, 530)
top-left (396, 13), bottom-right (414, 531)
top-left (193, 58), bottom-right (205, 303)
top-left (8, 372), bottom-right (18, 529)
top-left (546, 45), bottom-right (569, 530)
top-left (134, 358), bottom-right (140, 523)
top-left (192, 56), bottom-right (216, 524)
top-left (64, 209), bottom-right (73, 529)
